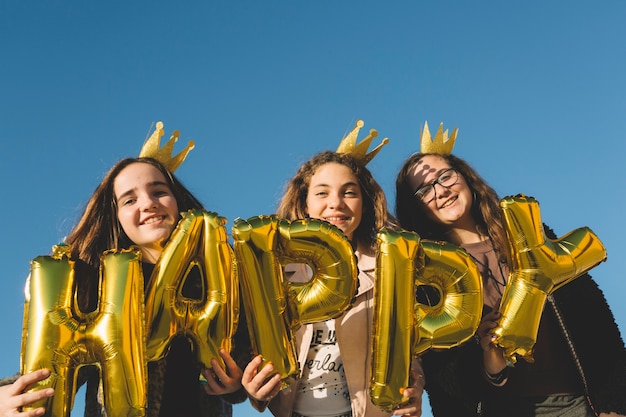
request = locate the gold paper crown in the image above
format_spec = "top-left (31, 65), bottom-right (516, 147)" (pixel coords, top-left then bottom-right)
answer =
top-left (139, 121), bottom-right (195, 172)
top-left (420, 121), bottom-right (458, 155)
top-left (336, 120), bottom-right (389, 165)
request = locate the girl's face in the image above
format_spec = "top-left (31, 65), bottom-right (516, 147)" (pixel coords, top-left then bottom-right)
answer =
top-left (407, 154), bottom-right (475, 229)
top-left (306, 162), bottom-right (363, 241)
top-left (113, 162), bottom-right (179, 263)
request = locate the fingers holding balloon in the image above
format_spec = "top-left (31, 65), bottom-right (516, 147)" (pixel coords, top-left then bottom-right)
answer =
top-left (202, 356), bottom-right (241, 395)
top-left (391, 368), bottom-right (424, 417)
top-left (476, 310), bottom-right (502, 351)
top-left (392, 386), bottom-right (423, 417)
top-left (202, 349), bottom-right (243, 395)
top-left (242, 356), bottom-right (282, 402)
top-left (261, 376), bottom-right (283, 402)
top-left (217, 348), bottom-right (244, 388)
top-left (476, 310), bottom-right (509, 376)
top-left (0, 369), bottom-right (54, 416)
top-left (12, 369), bottom-right (52, 395)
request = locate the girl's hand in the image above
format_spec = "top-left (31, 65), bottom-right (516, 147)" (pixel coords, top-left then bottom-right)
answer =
top-left (0, 369), bottom-right (54, 417)
top-left (201, 349), bottom-right (243, 395)
top-left (392, 369), bottom-right (424, 417)
top-left (476, 310), bottom-right (508, 378)
top-left (476, 310), bottom-right (501, 352)
top-left (241, 355), bottom-right (282, 402)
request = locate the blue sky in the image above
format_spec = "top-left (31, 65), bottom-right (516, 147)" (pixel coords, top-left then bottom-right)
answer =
top-left (1, 2), bottom-right (625, 417)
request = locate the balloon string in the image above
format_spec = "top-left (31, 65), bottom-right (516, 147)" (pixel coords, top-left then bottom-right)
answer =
top-left (468, 249), bottom-right (507, 297)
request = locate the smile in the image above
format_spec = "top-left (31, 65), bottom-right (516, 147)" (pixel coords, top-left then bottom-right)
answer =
top-left (325, 216), bottom-right (350, 222)
top-left (142, 215), bottom-right (167, 225)
top-left (440, 196), bottom-right (457, 209)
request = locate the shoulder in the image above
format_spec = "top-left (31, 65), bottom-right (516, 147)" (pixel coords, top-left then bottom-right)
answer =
top-left (0, 374), bottom-right (19, 386)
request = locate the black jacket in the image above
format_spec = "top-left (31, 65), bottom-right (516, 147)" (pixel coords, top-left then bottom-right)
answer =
top-left (421, 227), bottom-right (626, 416)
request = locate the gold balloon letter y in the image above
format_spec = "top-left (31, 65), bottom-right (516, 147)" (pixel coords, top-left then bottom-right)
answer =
top-left (494, 195), bottom-right (606, 363)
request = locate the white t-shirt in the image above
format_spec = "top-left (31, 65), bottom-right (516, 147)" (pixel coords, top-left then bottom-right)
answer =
top-left (293, 319), bottom-right (351, 417)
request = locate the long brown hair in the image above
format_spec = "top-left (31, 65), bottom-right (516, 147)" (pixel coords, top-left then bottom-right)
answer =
top-left (64, 157), bottom-right (204, 269)
top-left (277, 151), bottom-right (392, 251)
top-left (395, 152), bottom-right (508, 259)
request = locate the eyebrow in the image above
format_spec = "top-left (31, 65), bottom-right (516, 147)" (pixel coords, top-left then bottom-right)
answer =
top-left (310, 181), bottom-right (360, 189)
top-left (418, 167), bottom-right (451, 188)
top-left (115, 180), bottom-right (171, 203)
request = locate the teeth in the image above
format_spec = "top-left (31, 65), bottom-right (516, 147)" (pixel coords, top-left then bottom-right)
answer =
top-left (441, 196), bottom-right (457, 209)
top-left (326, 217), bottom-right (348, 221)
top-left (143, 216), bottom-right (164, 225)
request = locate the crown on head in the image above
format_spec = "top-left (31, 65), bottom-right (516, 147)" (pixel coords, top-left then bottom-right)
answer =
top-left (139, 121), bottom-right (195, 173)
top-left (420, 121), bottom-right (458, 155)
top-left (336, 120), bottom-right (389, 165)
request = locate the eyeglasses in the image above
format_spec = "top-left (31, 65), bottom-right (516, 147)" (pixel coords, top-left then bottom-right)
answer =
top-left (413, 168), bottom-right (460, 203)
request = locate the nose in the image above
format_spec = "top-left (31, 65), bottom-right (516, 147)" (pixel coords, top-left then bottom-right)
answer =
top-left (139, 194), bottom-right (159, 210)
top-left (327, 192), bottom-right (345, 209)
top-left (433, 182), bottom-right (451, 199)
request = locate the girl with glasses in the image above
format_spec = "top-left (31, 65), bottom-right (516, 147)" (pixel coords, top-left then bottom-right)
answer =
top-left (395, 151), bottom-right (626, 417)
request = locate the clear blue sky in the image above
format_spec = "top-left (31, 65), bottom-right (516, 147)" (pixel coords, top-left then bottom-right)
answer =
top-left (1, 2), bottom-right (624, 417)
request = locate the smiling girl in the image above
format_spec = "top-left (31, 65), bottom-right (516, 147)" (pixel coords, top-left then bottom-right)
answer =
top-left (395, 150), bottom-right (626, 417)
top-left (1, 150), bottom-right (247, 417)
top-left (241, 149), bottom-right (425, 417)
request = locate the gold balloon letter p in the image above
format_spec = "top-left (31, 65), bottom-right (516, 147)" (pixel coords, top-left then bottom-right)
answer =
top-left (495, 195), bottom-right (607, 363)
top-left (21, 246), bottom-right (146, 417)
top-left (232, 216), bottom-right (358, 385)
top-left (370, 229), bottom-right (482, 412)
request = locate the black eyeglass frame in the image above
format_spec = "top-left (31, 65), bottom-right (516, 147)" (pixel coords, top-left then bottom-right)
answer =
top-left (413, 168), bottom-right (460, 203)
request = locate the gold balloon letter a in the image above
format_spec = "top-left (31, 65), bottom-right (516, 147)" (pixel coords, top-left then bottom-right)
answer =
top-left (494, 195), bottom-right (606, 363)
top-left (21, 246), bottom-right (146, 417)
top-left (232, 216), bottom-right (358, 385)
top-left (370, 229), bottom-right (483, 412)
top-left (144, 210), bottom-right (238, 369)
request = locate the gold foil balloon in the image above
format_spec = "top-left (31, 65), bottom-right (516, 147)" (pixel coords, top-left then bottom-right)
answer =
top-left (415, 240), bottom-right (483, 353)
top-left (232, 216), bottom-right (296, 384)
top-left (494, 195), bottom-right (607, 363)
top-left (232, 215), bottom-right (357, 385)
top-left (278, 217), bottom-right (358, 325)
top-left (144, 209), bottom-right (238, 370)
top-left (370, 229), bottom-right (483, 411)
top-left (370, 229), bottom-right (421, 412)
top-left (21, 245), bottom-right (146, 417)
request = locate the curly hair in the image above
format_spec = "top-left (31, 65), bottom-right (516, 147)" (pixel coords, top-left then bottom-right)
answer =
top-left (276, 151), bottom-right (392, 251)
top-left (395, 152), bottom-right (508, 260)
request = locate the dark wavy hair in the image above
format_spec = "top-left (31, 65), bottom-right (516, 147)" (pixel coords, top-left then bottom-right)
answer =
top-left (277, 151), bottom-right (393, 251)
top-left (64, 157), bottom-right (204, 269)
top-left (395, 152), bottom-right (508, 260)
